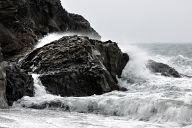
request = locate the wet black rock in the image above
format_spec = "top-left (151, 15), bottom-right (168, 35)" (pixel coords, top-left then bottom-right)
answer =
top-left (6, 63), bottom-right (34, 106)
top-left (21, 36), bottom-right (129, 96)
top-left (147, 60), bottom-right (181, 78)
top-left (90, 40), bottom-right (129, 81)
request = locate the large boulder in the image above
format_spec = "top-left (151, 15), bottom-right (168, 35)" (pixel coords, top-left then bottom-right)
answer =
top-left (6, 63), bottom-right (34, 106)
top-left (147, 60), bottom-right (181, 78)
top-left (21, 36), bottom-right (129, 96)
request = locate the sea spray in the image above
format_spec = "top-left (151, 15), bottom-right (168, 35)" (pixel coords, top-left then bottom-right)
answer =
top-left (31, 74), bottom-right (47, 97)
top-left (35, 33), bottom-right (65, 49)
top-left (35, 32), bottom-right (99, 49)
top-left (118, 45), bottom-right (153, 87)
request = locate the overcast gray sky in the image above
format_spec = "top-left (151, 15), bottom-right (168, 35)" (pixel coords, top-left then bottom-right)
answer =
top-left (61, 0), bottom-right (192, 43)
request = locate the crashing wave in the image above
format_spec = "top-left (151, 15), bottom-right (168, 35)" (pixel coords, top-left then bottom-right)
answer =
top-left (12, 44), bottom-right (192, 126)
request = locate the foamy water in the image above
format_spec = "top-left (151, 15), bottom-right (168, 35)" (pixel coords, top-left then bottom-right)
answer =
top-left (1, 34), bottom-right (192, 128)
top-left (1, 109), bottom-right (184, 128)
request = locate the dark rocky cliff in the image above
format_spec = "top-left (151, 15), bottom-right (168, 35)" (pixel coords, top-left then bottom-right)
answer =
top-left (0, 0), bottom-right (100, 60)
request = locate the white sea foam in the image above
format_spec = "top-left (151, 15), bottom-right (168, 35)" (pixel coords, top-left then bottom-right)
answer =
top-left (32, 74), bottom-right (47, 97)
top-left (1, 108), bottom-right (186, 128)
top-left (35, 33), bottom-right (64, 48)
top-left (120, 45), bottom-right (153, 83)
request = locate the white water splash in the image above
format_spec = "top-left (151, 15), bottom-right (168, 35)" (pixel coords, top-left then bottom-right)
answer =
top-left (35, 32), bottom-right (99, 49)
top-left (121, 45), bottom-right (152, 81)
top-left (31, 74), bottom-right (47, 97)
top-left (35, 33), bottom-right (65, 49)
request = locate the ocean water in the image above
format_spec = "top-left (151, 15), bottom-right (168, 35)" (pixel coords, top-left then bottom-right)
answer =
top-left (1, 34), bottom-right (192, 128)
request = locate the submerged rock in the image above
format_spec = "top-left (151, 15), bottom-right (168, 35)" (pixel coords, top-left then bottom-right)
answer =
top-left (147, 60), bottom-right (181, 78)
top-left (21, 36), bottom-right (129, 96)
top-left (6, 63), bottom-right (34, 106)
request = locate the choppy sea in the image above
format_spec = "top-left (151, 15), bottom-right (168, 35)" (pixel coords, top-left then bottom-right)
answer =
top-left (1, 34), bottom-right (192, 128)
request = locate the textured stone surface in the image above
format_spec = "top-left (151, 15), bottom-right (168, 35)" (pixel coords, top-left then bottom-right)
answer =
top-left (6, 63), bottom-right (34, 106)
top-left (0, 45), bottom-right (8, 108)
top-left (0, 62), bottom-right (8, 108)
top-left (21, 36), bottom-right (129, 96)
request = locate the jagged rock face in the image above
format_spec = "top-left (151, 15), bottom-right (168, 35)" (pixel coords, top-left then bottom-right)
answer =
top-left (0, 0), bottom-right (17, 24)
top-left (0, 47), bottom-right (8, 108)
top-left (0, 0), bottom-right (100, 60)
top-left (6, 63), bottom-right (34, 106)
top-left (0, 24), bottom-right (21, 56)
top-left (21, 36), bottom-right (129, 96)
top-left (147, 60), bottom-right (181, 78)
top-left (90, 40), bottom-right (129, 81)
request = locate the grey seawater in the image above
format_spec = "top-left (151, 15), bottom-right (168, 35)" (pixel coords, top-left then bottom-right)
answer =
top-left (138, 43), bottom-right (192, 76)
top-left (1, 36), bottom-right (192, 128)
top-left (138, 43), bottom-right (192, 58)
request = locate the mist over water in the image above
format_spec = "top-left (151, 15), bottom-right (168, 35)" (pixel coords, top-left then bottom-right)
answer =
top-left (1, 34), bottom-right (192, 128)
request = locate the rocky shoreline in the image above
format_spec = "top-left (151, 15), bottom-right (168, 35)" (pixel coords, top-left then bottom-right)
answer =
top-left (0, 0), bottom-right (127, 108)
top-left (0, 0), bottom-right (184, 108)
